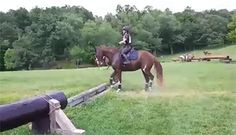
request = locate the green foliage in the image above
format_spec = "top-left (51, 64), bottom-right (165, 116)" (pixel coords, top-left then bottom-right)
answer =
top-left (227, 14), bottom-right (236, 42)
top-left (80, 21), bottom-right (120, 61)
top-left (80, 21), bottom-right (99, 47)
top-left (97, 22), bottom-right (121, 45)
top-left (159, 11), bottom-right (180, 54)
top-left (4, 36), bottom-right (36, 70)
top-left (11, 8), bottom-right (31, 30)
top-left (0, 40), bottom-right (10, 70)
top-left (48, 21), bottom-right (76, 57)
top-left (0, 5), bottom-right (235, 70)
top-left (69, 45), bottom-right (90, 63)
top-left (4, 48), bottom-right (19, 70)
top-left (134, 13), bottom-right (162, 54)
top-left (0, 22), bottom-right (18, 43)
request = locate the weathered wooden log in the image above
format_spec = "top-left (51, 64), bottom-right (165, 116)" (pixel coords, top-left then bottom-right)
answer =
top-left (201, 55), bottom-right (230, 60)
top-left (191, 55), bottom-right (231, 61)
top-left (0, 92), bottom-right (67, 132)
top-left (68, 83), bottom-right (107, 107)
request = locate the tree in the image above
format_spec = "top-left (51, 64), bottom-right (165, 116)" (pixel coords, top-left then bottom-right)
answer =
top-left (0, 22), bottom-right (18, 43)
top-left (0, 5), bottom-right (234, 70)
top-left (227, 14), bottom-right (236, 42)
top-left (175, 7), bottom-right (201, 51)
top-left (159, 11), bottom-right (180, 54)
top-left (140, 13), bottom-right (162, 55)
top-left (11, 8), bottom-right (31, 30)
top-left (97, 22), bottom-right (120, 45)
top-left (81, 21), bottom-right (120, 46)
top-left (0, 40), bottom-right (10, 70)
top-left (201, 14), bottom-right (228, 45)
top-left (80, 21), bottom-right (120, 61)
top-left (69, 45), bottom-right (90, 64)
top-left (4, 48), bottom-right (31, 70)
top-left (4, 48), bottom-right (18, 70)
top-left (48, 21), bottom-right (76, 59)
top-left (6, 36), bottom-right (36, 70)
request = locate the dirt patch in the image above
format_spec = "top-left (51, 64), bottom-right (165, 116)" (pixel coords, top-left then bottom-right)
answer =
top-left (118, 90), bottom-right (235, 99)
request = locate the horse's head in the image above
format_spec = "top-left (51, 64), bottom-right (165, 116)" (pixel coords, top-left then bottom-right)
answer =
top-left (95, 46), bottom-right (119, 66)
top-left (95, 47), bottom-right (105, 66)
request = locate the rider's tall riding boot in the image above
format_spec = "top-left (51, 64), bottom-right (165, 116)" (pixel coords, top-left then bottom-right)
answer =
top-left (123, 54), bottom-right (130, 64)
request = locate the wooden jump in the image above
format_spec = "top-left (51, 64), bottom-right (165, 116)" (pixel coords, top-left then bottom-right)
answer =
top-left (0, 83), bottom-right (110, 134)
top-left (191, 55), bottom-right (232, 62)
top-left (0, 92), bottom-right (85, 135)
top-left (173, 54), bottom-right (232, 63)
top-left (68, 83), bottom-right (108, 107)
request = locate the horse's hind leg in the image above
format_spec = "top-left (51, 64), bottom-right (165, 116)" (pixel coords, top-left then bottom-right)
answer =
top-left (146, 71), bottom-right (154, 89)
top-left (142, 70), bottom-right (149, 91)
top-left (142, 62), bottom-right (154, 90)
top-left (117, 70), bottom-right (122, 92)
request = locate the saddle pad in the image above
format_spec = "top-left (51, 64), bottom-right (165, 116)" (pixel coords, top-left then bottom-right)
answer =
top-left (127, 49), bottom-right (138, 60)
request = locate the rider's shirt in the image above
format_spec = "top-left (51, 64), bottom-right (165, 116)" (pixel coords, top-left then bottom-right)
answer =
top-left (123, 33), bottom-right (131, 45)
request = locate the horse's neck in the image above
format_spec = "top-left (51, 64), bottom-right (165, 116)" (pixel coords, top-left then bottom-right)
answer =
top-left (103, 49), bottom-right (117, 62)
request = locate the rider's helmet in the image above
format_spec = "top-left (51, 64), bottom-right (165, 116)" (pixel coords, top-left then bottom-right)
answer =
top-left (122, 26), bottom-right (130, 33)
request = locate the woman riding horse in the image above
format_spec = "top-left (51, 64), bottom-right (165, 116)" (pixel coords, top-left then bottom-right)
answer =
top-left (95, 25), bottom-right (163, 92)
top-left (119, 26), bottom-right (132, 64)
top-left (95, 46), bottom-right (163, 92)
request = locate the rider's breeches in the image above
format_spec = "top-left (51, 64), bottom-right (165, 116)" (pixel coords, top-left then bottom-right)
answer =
top-left (121, 45), bottom-right (132, 56)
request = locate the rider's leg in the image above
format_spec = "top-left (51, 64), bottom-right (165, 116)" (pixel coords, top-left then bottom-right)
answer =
top-left (122, 46), bottom-right (131, 64)
top-left (123, 45), bottom-right (132, 54)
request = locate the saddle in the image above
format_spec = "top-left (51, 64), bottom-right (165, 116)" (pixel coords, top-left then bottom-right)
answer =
top-left (126, 48), bottom-right (138, 60)
top-left (120, 48), bottom-right (138, 64)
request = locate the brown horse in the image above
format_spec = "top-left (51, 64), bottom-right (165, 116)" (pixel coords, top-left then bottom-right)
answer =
top-left (95, 46), bottom-right (163, 92)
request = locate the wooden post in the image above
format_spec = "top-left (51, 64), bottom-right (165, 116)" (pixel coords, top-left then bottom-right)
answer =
top-left (49, 99), bottom-right (85, 135)
top-left (31, 117), bottom-right (50, 134)
top-left (0, 92), bottom-right (67, 132)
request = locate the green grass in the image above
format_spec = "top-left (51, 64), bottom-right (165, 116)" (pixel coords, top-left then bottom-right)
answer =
top-left (0, 68), bottom-right (110, 104)
top-left (1, 45), bottom-right (236, 135)
top-left (68, 92), bottom-right (236, 135)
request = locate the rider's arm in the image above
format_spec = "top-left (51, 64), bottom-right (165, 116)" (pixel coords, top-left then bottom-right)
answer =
top-left (119, 40), bottom-right (125, 45)
top-left (119, 34), bottom-right (128, 45)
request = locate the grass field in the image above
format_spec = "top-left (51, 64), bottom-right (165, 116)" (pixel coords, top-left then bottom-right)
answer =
top-left (1, 45), bottom-right (236, 135)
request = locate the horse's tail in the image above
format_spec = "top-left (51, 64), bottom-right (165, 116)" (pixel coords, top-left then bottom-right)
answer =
top-left (153, 59), bottom-right (164, 87)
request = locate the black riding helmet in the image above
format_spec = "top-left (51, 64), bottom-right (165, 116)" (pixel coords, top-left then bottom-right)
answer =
top-left (122, 26), bottom-right (130, 33)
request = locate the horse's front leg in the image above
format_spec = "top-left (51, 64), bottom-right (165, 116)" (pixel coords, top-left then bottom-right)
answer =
top-left (110, 71), bottom-right (116, 85)
top-left (117, 70), bottom-right (122, 92)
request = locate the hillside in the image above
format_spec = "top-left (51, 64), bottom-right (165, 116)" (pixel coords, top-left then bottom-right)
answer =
top-left (160, 45), bottom-right (236, 62)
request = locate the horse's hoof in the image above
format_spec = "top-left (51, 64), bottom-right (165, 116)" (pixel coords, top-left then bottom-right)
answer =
top-left (144, 83), bottom-right (149, 91)
top-left (148, 87), bottom-right (152, 91)
top-left (110, 85), bottom-right (114, 88)
top-left (116, 89), bottom-right (121, 93)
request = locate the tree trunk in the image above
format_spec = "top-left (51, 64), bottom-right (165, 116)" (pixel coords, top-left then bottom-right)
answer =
top-left (170, 45), bottom-right (174, 54)
top-left (184, 44), bottom-right (187, 52)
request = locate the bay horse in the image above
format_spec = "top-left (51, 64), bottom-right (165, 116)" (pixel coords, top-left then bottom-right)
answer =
top-left (95, 46), bottom-right (163, 92)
